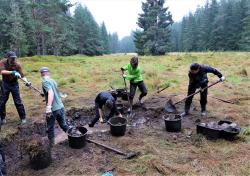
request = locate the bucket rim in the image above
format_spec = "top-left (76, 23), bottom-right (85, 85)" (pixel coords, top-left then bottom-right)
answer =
top-left (108, 117), bottom-right (127, 126)
top-left (163, 114), bottom-right (182, 121)
top-left (67, 126), bottom-right (88, 137)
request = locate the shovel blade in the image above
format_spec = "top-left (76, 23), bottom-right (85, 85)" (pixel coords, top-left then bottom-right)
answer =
top-left (124, 152), bottom-right (140, 159)
top-left (165, 99), bottom-right (177, 113)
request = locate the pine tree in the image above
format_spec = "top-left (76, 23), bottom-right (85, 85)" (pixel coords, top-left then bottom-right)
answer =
top-left (109, 32), bottom-right (119, 53)
top-left (170, 22), bottom-right (181, 51)
top-left (100, 22), bottom-right (110, 54)
top-left (0, 0), bottom-right (11, 56)
top-left (119, 33), bottom-right (135, 53)
top-left (135, 0), bottom-right (173, 55)
top-left (134, 30), bottom-right (144, 55)
top-left (239, 0), bottom-right (250, 50)
top-left (170, 0), bottom-right (249, 52)
top-left (74, 5), bottom-right (103, 56)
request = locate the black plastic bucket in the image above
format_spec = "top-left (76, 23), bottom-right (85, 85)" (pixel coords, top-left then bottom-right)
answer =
top-left (109, 90), bottom-right (118, 99)
top-left (164, 115), bottom-right (182, 132)
top-left (67, 126), bottom-right (88, 149)
top-left (121, 92), bottom-right (129, 101)
top-left (116, 88), bottom-right (125, 97)
top-left (108, 117), bottom-right (127, 136)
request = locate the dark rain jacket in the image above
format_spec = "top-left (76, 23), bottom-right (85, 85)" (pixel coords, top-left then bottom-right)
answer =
top-left (95, 91), bottom-right (119, 118)
top-left (188, 65), bottom-right (222, 87)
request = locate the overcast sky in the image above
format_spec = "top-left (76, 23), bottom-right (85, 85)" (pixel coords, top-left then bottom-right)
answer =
top-left (70, 0), bottom-right (207, 39)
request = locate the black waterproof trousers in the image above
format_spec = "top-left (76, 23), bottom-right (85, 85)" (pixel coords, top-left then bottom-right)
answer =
top-left (184, 83), bottom-right (208, 112)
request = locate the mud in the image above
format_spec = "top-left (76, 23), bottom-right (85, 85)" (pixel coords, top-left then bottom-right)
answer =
top-left (2, 94), bottom-right (243, 175)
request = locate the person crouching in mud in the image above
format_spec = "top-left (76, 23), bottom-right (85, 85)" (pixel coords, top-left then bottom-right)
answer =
top-left (89, 91), bottom-right (122, 127)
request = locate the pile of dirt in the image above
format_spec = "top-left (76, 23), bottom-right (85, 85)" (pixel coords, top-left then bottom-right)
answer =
top-left (23, 135), bottom-right (51, 170)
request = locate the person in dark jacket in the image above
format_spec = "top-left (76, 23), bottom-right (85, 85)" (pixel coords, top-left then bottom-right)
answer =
top-left (0, 51), bottom-right (31, 125)
top-left (121, 56), bottom-right (147, 111)
top-left (89, 91), bottom-right (122, 127)
top-left (181, 63), bottom-right (225, 117)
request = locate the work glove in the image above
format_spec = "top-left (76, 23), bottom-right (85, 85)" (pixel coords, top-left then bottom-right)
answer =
top-left (220, 76), bottom-right (225, 82)
top-left (45, 105), bottom-right (52, 118)
top-left (22, 77), bottom-right (31, 87)
top-left (12, 71), bottom-right (21, 78)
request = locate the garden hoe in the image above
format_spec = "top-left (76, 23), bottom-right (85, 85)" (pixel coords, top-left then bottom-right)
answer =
top-left (165, 80), bottom-right (222, 113)
top-left (87, 139), bottom-right (140, 159)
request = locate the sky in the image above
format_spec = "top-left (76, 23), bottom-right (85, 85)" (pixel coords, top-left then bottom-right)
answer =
top-left (70, 0), bottom-right (207, 39)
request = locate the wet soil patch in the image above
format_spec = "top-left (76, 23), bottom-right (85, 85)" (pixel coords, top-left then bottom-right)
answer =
top-left (2, 95), bottom-right (240, 175)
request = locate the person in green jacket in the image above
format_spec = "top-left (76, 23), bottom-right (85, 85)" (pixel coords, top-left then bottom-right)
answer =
top-left (121, 56), bottom-right (147, 109)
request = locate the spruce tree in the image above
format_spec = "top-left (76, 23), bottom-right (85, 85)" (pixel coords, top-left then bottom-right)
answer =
top-left (135, 0), bottom-right (173, 55)
top-left (74, 5), bottom-right (103, 56)
top-left (100, 22), bottom-right (110, 54)
top-left (239, 0), bottom-right (250, 50)
top-left (109, 32), bottom-right (119, 53)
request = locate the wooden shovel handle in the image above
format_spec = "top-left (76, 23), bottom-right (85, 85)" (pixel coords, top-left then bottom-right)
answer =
top-left (87, 139), bottom-right (126, 156)
top-left (174, 80), bottom-right (222, 105)
top-left (157, 85), bottom-right (169, 93)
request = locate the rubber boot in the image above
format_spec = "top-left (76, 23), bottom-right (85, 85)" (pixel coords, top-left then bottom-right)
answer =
top-left (201, 106), bottom-right (207, 117)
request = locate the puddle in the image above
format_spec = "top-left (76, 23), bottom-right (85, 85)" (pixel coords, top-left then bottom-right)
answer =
top-left (128, 116), bottom-right (147, 127)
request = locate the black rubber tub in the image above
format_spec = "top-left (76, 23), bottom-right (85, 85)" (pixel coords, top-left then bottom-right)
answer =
top-left (164, 114), bottom-right (182, 132)
top-left (108, 117), bottom-right (127, 136)
top-left (197, 124), bottom-right (221, 140)
top-left (121, 92), bottom-right (129, 101)
top-left (67, 126), bottom-right (88, 149)
top-left (218, 120), bottom-right (241, 140)
top-left (109, 90), bottom-right (118, 99)
top-left (116, 88), bottom-right (125, 97)
top-left (197, 121), bottom-right (241, 140)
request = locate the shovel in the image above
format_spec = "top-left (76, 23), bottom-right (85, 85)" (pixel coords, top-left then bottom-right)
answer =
top-left (20, 77), bottom-right (44, 97)
top-left (156, 85), bottom-right (169, 94)
top-left (86, 139), bottom-right (140, 159)
top-left (121, 72), bottom-right (133, 118)
top-left (165, 80), bottom-right (222, 113)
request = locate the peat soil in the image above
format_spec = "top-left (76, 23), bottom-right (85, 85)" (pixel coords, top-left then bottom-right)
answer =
top-left (2, 95), bottom-right (244, 176)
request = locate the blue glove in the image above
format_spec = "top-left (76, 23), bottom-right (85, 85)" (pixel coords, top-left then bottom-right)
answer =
top-left (12, 71), bottom-right (21, 78)
top-left (102, 171), bottom-right (113, 176)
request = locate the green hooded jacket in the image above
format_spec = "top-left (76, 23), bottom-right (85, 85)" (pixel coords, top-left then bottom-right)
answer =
top-left (122, 64), bottom-right (143, 83)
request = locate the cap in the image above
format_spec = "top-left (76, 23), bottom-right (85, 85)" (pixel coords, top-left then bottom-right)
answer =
top-left (6, 51), bottom-right (17, 59)
top-left (40, 67), bottom-right (50, 73)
